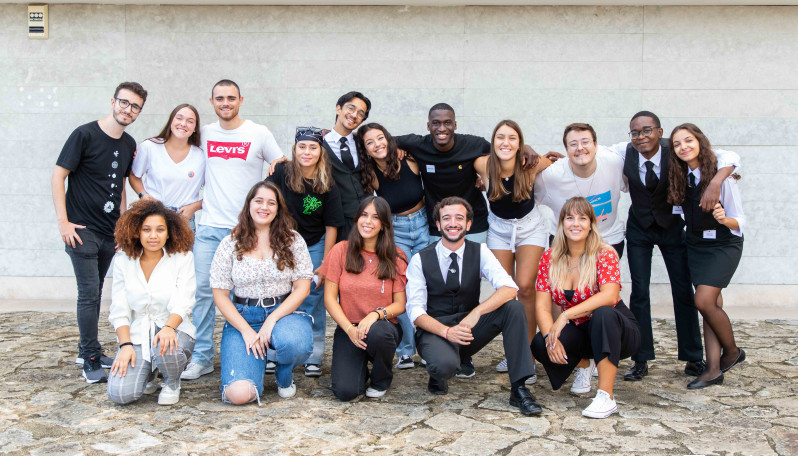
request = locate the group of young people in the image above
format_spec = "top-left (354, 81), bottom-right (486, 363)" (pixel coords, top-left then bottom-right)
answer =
top-left (52, 80), bottom-right (746, 418)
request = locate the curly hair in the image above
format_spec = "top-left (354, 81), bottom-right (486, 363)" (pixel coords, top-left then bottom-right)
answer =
top-left (667, 123), bottom-right (725, 206)
top-left (114, 199), bottom-right (194, 258)
top-left (231, 181), bottom-right (298, 271)
top-left (345, 196), bottom-right (406, 280)
top-left (487, 120), bottom-right (534, 202)
top-left (355, 123), bottom-right (401, 194)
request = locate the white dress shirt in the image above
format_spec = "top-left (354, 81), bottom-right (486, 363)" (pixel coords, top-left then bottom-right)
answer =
top-left (606, 141), bottom-right (741, 181)
top-left (109, 251), bottom-right (197, 362)
top-left (324, 129), bottom-right (359, 167)
top-left (405, 241), bottom-right (518, 324)
top-left (687, 167), bottom-right (745, 237)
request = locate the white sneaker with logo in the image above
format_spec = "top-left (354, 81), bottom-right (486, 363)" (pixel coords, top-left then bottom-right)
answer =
top-left (582, 389), bottom-right (617, 419)
top-left (571, 359), bottom-right (595, 394)
top-left (495, 358), bottom-right (508, 373)
top-left (180, 362), bottom-right (214, 380)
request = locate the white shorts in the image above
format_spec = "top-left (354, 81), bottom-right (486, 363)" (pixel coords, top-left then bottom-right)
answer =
top-left (486, 207), bottom-right (548, 252)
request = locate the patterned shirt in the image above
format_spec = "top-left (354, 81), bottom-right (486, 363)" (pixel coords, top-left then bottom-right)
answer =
top-left (535, 248), bottom-right (621, 326)
top-left (209, 232), bottom-right (313, 298)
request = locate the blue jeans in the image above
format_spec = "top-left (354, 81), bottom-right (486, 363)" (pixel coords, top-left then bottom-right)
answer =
top-left (268, 236), bottom-right (326, 365)
top-left (392, 208), bottom-right (430, 357)
top-left (191, 224), bottom-right (231, 367)
top-left (220, 304), bottom-right (312, 397)
top-left (64, 228), bottom-right (116, 360)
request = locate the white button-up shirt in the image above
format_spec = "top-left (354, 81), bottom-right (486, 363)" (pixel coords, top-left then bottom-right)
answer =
top-left (324, 129), bottom-right (359, 167)
top-left (405, 241), bottom-right (518, 324)
top-left (109, 251), bottom-right (197, 362)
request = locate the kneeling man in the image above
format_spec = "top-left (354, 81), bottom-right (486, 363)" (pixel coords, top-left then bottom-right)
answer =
top-left (405, 197), bottom-right (541, 415)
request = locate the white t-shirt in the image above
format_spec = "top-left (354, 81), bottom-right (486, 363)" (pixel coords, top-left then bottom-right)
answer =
top-left (534, 148), bottom-right (627, 244)
top-left (199, 120), bottom-right (284, 229)
top-left (131, 140), bottom-right (205, 208)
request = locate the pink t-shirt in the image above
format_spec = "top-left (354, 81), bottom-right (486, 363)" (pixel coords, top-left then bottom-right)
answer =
top-left (320, 241), bottom-right (407, 324)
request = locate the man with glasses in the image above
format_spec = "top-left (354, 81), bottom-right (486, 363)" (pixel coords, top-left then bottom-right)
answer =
top-left (51, 81), bottom-right (147, 383)
top-left (322, 91), bottom-right (371, 241)
top-left (181, 79), bottom-right (284, 381)
top-left (603, 111), bottom-right (739, 382)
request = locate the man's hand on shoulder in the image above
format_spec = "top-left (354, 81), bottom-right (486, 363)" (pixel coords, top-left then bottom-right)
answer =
top-left (265, 156), bottom-right (288, 178)
top-left (521, 144), bottom-right (540, 170)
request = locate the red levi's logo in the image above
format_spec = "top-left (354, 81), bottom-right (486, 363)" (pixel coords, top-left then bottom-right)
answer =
top-left (207, 141), bottom-right (251, 160)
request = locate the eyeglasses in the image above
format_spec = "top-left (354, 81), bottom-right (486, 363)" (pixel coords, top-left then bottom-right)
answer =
top-left (115, 98), bottom-right (142, 114)
top-left (629, 126), bottom-right (656, 139)
top-left (566, 139), bottom-right (594, 150)
top-left (343, 104), bottom-right (367, 120)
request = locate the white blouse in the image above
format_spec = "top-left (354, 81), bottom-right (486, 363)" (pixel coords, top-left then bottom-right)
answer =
top-left (131, 140), bottom-right (205, 208)
top-left (688, 167), bottom-right (745, 237)
top-left (109, 251), bottom-right (197, 362)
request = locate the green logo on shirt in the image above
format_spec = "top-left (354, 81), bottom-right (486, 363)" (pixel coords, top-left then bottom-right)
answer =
top-left (302, 195), bottom-right (322, 214)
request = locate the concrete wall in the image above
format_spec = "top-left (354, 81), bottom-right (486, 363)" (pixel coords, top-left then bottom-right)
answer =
top-left (1, 4), bottom-right (796, 300)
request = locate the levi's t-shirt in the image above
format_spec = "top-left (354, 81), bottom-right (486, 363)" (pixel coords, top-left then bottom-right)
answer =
top-left (55, 121), bottom-right (136, 239)
top-left (199, 120), bottom-right (284, 229)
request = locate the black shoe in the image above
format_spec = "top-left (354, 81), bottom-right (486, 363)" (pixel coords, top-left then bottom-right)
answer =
top-left (623, 361), bottom-right (648, 381)
top-left (82, 357), bottom-right (108, 384)
top-left (684, 360), bottom-right (707, 377)
top-left (427, 377), bottom-right (448, 395)
top-left (721, 348), bottom-right (746, 373)
top-left (456, 358), bottom-right (475, 378)
top-left (509, 385), bottom-right (542, 416)
top-left (687, 373), bottom-right (724, 389)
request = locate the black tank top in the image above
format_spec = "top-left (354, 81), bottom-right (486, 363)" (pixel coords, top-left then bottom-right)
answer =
top-left (376, 159), bottom-right (425, 214)
top-left (488, 174), bottom-right (535, 219)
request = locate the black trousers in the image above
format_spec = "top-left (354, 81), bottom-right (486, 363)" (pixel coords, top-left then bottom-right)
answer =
top-left (416, 299), bottom-right (534, 384)
top-left (330, 320), bottom-right (401, 401)
top-left (626, 215), bottom-right (703, 362)
top-left (531, 301), bottom-right (641, 391)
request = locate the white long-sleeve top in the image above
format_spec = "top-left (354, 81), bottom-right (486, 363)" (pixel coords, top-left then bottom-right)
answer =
top-left (109, 250), bottom-right (197, 362)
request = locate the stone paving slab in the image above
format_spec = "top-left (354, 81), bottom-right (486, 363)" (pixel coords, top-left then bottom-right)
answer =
top-left (0, 312), bottom-right (796, 455)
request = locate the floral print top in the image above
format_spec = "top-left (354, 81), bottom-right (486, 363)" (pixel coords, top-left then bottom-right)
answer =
top-left (535, 248), bottom-right (621, 326)
top-left (209, 232), bottom-right (313, 298)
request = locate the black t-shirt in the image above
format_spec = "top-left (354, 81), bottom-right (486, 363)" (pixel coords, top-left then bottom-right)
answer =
top-left (267, 162), bottom-right (344, 246)
top-left (55, 121), bottom-right (136, 240)
top-left (395, 133), bottom-right (490, 235)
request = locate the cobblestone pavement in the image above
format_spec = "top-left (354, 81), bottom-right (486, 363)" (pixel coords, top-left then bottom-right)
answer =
top-left (0, 312), bottom-right (796, 455)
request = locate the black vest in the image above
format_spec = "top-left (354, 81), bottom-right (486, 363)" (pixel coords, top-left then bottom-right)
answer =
top-left (419, 240), bottom-right (481, 321)
top-left (683, 176), bottom-right (733, 241)
top-left (323, 139), bottom-right (365, 219)
top-left (623, 140), bottom-right (679, 229)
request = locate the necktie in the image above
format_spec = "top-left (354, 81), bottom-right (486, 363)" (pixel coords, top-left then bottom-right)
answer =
top-left (644, 160), bottom-right (659, 192)
top-left (339, 137), bottom-right (355, 170)
top-left (688, 173), bottom-right (696, 189)
top-left (445, 252), bottom-right (460, 293)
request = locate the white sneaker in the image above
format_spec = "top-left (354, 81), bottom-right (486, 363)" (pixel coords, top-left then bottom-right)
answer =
top-left (592, 362), bottom-right (599, 377)
top-left (158, 384), bottom-right (181, 405)
top-left (420, 358), bottom-right (427, 366)
top-left (571, 359), bottom-right (594, 394)
top-left (582, 389), bottom-right (618, 419)
top-left (144, 379), bottom-right (161, 394)
top-left (180, 362), bottom-right (214, 380)
top-left (277, 382), bottom-right (296, 398)
top-left (525, 374), bottom-right (537, 385)
top-left (365, 387), bottom-right (386, 398)
top-left (395, 355), bottom-right (415, 369)
top-left (495, 358), bottom-right (508, 373)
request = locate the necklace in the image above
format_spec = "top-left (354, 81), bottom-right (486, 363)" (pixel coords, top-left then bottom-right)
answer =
top-left (567, 257), bottom-right (579, 272)
top-left (569, 161), bottom-right (597, 198)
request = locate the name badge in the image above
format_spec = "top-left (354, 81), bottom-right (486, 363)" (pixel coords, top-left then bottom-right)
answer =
top-left (426, 164), bottom-right (436, 173)
top-left (672, 206), bottom-right (684, 215)
top-left (703, 230), bottom-right (716, 239)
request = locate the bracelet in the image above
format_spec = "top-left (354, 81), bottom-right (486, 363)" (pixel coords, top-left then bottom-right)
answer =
top-left (562, 310), bottom-right (569, 321)
top-left (163, 324), bottom-right (176, 331)
top-left (372, 310), bottom-right (382, 320)
top-left (138, 191), bottom-right (147, 199)
top-left (444, 327), bottom-right (450, 340)
top-left (119, 342), bottom-right (133, 349)
top-left (543, 333), bottom-right (549, 339)
top-left (345, 323), bottom-right (355, 333)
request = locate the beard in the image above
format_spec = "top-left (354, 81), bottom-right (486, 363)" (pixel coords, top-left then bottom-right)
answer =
top-left (441, 227), bottom-right (466, 243)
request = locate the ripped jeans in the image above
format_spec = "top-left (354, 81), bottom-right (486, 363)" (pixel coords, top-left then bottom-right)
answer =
top-left (220, 303), bottom-right (313, 403)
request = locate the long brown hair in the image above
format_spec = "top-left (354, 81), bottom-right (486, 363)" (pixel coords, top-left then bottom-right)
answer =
top-left (548, 197), bottom-right (613, 293)
top-left (148, 103), bottom-right (201, 148)
top-left (115, 199), bottom-right (194, 259)
top-left (284, 141), bottom-right (333, 194)
top-left (345, 196), bottom-right (406, 280)
top-left (667, 123), bottom-right (722, 206)
top-left (231, 181), bottom-right (298, 271)
top-left (487, 120), bottom-right (534, 202)
top-left (355, 123), bottom-right (401, 194)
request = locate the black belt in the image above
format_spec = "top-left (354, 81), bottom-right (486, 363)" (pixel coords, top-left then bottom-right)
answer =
top-left (233, 293), bottom-right (290, 307)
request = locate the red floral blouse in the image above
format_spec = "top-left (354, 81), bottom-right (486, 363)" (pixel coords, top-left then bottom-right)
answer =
top-left (535, 248), bottom-right (622, 326)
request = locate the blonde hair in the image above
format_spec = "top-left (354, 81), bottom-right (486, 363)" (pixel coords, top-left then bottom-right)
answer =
top-left (285, 142), bottom-right (333, 194)
top-left (548, 197), bottom-right (613, 293)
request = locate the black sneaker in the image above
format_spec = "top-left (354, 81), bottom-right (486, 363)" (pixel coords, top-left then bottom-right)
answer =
top-left (76, 355), bottom-right (114, 369)
top-left (456, 358), bottom-right (475, 378)
top-left (82, 357), bottom-right (108, 384)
